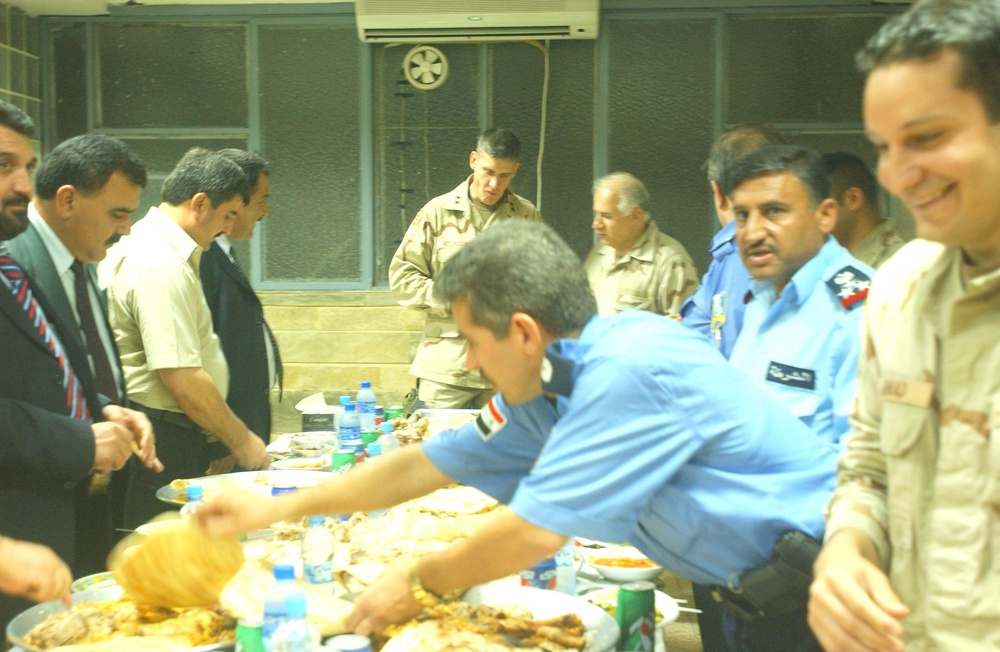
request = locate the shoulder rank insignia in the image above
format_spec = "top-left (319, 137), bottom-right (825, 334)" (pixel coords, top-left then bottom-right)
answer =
top-left (826, 265), bottom-right (871, 309)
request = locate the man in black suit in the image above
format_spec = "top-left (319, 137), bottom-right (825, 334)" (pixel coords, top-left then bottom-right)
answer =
top-left (0, 103), bottom-right (161, 629)
top-left (200, 149), bottom-right (281, 471)
top-left (7, 134), bottom-right (149, 575)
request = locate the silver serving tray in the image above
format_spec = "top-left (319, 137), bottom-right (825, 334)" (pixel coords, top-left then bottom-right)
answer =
top-left (155, 469), bottom-right (332, 505)
top-left (6, 585), bottom-right (234, 651)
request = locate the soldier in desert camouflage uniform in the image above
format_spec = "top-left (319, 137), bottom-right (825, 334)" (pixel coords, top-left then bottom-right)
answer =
top-left (809, 2), bottom-right (1000, 650)
top-left (388, 128), bottom-right (541, 409)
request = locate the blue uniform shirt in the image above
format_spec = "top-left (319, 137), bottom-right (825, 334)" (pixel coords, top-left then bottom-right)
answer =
top-left (680, 220), bottom-right (751, 358)
top-left (729, 236), bottom-right (872, 447)
top-left (423, 311), bottom-right (837, 586)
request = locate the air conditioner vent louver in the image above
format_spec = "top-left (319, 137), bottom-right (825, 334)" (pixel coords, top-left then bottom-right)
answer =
top-left (356, 0), bottom-right (598, 44)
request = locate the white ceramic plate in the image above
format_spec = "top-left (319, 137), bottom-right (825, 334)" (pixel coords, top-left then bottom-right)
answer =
top-left (581, 586), bottom-right (680, 625)
top-left (462, 580), bottom-right (619, 652)
top-left (270, 457), bottom-right (331, 471)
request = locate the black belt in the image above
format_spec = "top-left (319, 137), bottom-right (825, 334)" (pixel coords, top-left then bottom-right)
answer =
top-left (133, 403), bottom-right (207, 436)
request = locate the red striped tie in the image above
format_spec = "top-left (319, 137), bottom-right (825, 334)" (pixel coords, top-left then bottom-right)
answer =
top-left (0, 253), bottom-right (90, 420)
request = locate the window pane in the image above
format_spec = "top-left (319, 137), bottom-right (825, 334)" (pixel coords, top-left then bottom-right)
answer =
top-left (726, 13), bottom-right (889, 124)
top-left (373, 43), bottom-right (479, 285)
top-left (52, 23), bottom-right (87, 142)
top-left (493, 39), bottom-right (594, 260)
top-left (97, 23), bottom-right (247, 128)
top-left (259, 23), bottom-right (361, 283)
top-left (607, 17), bottom-right (717, 270)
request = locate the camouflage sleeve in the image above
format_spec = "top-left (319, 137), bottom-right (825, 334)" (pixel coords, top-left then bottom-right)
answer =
top-left (824, 302), bottom-right (891, 568)
top-left (655, 251), bottom-right (700, 317)
top-left (388, 208), bottom-right (450, 318)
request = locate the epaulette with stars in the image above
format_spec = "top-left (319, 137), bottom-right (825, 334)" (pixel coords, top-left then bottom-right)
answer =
top-left (826, 265), bottom-right (870, 310)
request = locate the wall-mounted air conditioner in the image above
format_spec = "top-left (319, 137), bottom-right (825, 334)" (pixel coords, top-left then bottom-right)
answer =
top-left (355, 0), bottom-right (599, 43)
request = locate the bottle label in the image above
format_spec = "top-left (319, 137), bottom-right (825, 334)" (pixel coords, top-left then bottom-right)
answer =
top-left (304, 561), bottom-right (333, 584)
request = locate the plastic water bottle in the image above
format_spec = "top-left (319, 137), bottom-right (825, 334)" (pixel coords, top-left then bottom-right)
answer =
top-left (376, 421), bottom-right (399, 454)
top-left (262, 564), bottom-right (297, 647)
top-left (301, 516), bottom-right (335, 584)
top-left (338, 403), bottom-right (361, 447)
top-left (356, 381), bottom-right (377, 431)
top-left (554, 539), bottom-right (577, 596)
top-left (179, 484), bottom-right (203, 518)
top-left (267, 592), bottom-right (311, 652)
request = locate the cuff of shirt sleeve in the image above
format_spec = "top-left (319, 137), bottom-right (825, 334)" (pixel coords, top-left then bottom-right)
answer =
top-left (511, 489), bottom-right (634, 542)
top-left (824, 511), bottom-right (891, 569)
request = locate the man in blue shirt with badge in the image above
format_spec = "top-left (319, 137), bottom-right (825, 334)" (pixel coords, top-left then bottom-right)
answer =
top-left (199, 220), bottom-right (834, 652)
top-left (681, 124), bottom-right (784, 358)
top-left (726, 145), bottom-right (873, 447)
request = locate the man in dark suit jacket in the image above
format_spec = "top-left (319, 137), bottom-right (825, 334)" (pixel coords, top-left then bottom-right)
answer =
top-left (200, 150), bottom-right (281, 470)
top-left (7, 134), bottom-right (150, 576)
top-left (0, 104), bottom-right (161, 629)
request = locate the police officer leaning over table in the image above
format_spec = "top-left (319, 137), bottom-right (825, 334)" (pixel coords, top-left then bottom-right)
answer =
top-left (199, 219), bottom-right (836, 652)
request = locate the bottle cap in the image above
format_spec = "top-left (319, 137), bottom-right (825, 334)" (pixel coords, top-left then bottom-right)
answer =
top-left (285, 592), bottom-right (307, 616)
top-left (339, 395), bottom-right (351, 406)
top-left (380, 422), bottom-right (394, 433)
top-left (273, 564), bottom-right (295, 580)
top-left (186, 484), bottom-right (203, 501)
top-left (360, 381), bottom-right (371, 389)
top-left (308, 515), bottom-right (325, 526)
top-left (367, 442), bottom-right (382, 456)
top-left (344, 403), bottom-right (355, 413)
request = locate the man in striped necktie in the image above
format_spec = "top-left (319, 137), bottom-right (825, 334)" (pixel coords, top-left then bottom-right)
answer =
top-left (0, 101), bottom-right (162, 630)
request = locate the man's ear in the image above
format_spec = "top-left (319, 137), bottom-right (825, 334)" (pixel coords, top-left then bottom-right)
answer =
top-left (53, 185), bottom-right (77, 219)
top-left (510, 311), bottom-right (543, 353)
top-left (710, 180), bottom-right (727, 212)
top-left (842, 187), bottom-right (864, 212)
top-left (189, 192), bottom-right (209, 220)
top-left (816, 197), bottom-right (839, 235)
top-left (469, 150), bottom-right (478, 170)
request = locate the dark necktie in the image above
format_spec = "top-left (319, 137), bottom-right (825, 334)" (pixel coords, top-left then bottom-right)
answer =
top-left (71, 260), bottom-right (119, 400)
top-left (0, 253), bottom-right (90, 420)
top-left (229, 251), bottom-right (283, 398)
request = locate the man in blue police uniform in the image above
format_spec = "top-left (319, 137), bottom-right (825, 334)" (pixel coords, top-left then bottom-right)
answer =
top-left (726, 145), bottom-right (873, 447)
top-left (198, 220), bottom-right (835, 652)
top-left (681, 124), bottom-right (784, 359)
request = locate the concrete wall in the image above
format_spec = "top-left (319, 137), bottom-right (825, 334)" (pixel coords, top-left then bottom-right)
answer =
top-left (262, 290), bottom-right (423, 436)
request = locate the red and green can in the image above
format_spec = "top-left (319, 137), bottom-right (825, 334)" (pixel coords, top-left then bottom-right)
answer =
top-left (235, 615), bottom-right (264, 652)
top-left (616, 580), bottom-right (655, 651)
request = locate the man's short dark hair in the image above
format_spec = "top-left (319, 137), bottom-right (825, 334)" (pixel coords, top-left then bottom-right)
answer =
top-left (434, 219), bottom-right (596, 339)
top-left (705, 124), bottom-right (786, 183)
top-left (723, 145), bottom-right (831, 208)
top-left (35, 134), bottom-right (147, 200)
top-left (476, 128), bottom-right (521, 162)
top-left (161, 147), bottom-right (250, 207)
top-left (217, 148), bottom-right (270, 194)
top-left (822, 152), bottom-right (879, 208)
top-left (0, 101), bottom-right (34, 138)
top-left (857, 0), bottom-right (1000, 122)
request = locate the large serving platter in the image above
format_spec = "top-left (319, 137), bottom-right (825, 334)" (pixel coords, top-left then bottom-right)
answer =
top-left (5, 586), bottom-right (233, 652)
top-left (463, 580), bottom-right (619, 652)
top-left (155, 470), bottom-right (331, 505)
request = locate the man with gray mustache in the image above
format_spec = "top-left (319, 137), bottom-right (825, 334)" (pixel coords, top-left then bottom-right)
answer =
top-left (724, 145), bottom-right (873, 448)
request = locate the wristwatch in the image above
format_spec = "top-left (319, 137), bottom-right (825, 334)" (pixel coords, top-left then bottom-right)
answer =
top-left (408, 558), bottom-right (440, 608)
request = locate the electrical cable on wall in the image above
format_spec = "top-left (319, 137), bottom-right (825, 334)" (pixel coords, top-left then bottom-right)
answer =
top-left (537, 40), bottom-right (550, 212)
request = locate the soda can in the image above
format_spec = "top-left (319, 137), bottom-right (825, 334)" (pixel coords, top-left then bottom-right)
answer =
top-left (374, 405), bottom-right (384, 426)
top-left (331, 448), bottom-right (356, 472)
top-left (384, 405), bottom-right (404, 421)
top-left (235, 615), bottom-right (264, 652)
top-left (324, 633), bottom-right (372, 651)
top-left (270, 484), bottom-right (297, 496)
top-left (519, 557), bottom-right (557, 590)
top-left (616, 580), bottom-right (656, 652)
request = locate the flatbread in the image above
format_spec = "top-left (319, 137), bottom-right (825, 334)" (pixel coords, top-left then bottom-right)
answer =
top-left (380, 621), bottom-right (545, 652)
top-left (49, 638), bottom-right (188, 652)
top-left (109, 514), bottom-right (244, 608)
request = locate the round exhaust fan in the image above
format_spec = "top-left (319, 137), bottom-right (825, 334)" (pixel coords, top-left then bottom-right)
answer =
top-left (402, 45), bottom-right (449, 91)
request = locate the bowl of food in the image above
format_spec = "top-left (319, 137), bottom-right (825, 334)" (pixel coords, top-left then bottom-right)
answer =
top-left (290, 443), bottom-right (334, 458)
top-left (585, 549), bottom-right (662, 583)
top-left (289, 432), bottom-right (337, 447)
top-left (70, 571), bottom-right (117, 593)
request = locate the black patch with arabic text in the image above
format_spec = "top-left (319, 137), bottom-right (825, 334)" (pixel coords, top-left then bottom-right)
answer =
top-left (766, 362), bottom-right (816, 390)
